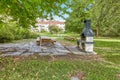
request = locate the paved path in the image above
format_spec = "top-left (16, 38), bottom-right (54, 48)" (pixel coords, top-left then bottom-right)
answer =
top-left (0, 38), bottom-right (96, 57)
top-left (0, 40), bottom-right (70, 57)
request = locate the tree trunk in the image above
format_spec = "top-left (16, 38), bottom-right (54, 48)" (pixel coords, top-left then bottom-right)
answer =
top-left (96, 25), bottom-right (99, 37)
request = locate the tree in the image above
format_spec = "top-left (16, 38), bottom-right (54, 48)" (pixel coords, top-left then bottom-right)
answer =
top-left (65, 0), bottom-right (94, 33)
top-left (65, 0), bottom-right (120, 37)
top-left (90, 0), bottom-right (120, 36)
top-left (0, 0), bottom-right (71, 28)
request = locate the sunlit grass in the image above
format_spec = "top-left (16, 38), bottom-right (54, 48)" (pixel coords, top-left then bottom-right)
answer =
top-left (0, 36), bottom-right (120, 80)
top-left (94, 40), bottom-right (120, 64)
top-left (39, 32), bottom-right (79, 37)
top-left (0, 57), bottom-right (119, 80)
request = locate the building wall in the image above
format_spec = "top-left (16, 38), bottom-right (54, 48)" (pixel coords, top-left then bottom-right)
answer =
top-left (34, 19), bottom-right (65, 32)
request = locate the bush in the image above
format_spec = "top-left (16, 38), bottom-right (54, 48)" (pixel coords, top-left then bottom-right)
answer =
top-left (41, 29), bottom-right (48, 33)
top-left (0, 25), bottom-right (15, 42)
top-left (0, 22), bottom-right (38, 43)
top-left (0, 15), bottom-right (39, 43)
top-left (48, 25), bottom-right (62, 34)
top-left (14, 27), bottom-right (38, 40)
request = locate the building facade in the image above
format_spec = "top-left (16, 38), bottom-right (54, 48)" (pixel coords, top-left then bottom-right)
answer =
top-left (33, 18), bottom-right (65, 32)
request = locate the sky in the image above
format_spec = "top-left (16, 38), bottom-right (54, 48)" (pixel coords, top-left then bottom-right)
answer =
top-left (53, 14), bottom-right (69, 21)
top-left (53, 1), bottom-right (93, 21)
top-left (53, 3), bottom-right (72, 21)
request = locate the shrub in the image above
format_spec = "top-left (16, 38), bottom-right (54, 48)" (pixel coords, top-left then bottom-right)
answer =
top-left (13, 27), bottom-right (38, 39)
top-left (0, 25), bottom-right (15, 42)
top-left (0, 22), bottom-right (38, 43)
top-left (48, 25), bottom-right (62, 34)
top-left (0, 15), bottom-right (38, 43)
top-left (41, 29), bottom-right (48, 33)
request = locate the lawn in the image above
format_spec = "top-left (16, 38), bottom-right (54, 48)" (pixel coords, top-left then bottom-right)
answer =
top-left (39, 32), bottom-right (79, 37)
top-left (0, 56), bottom-right (119, 80)
top-left (0, 34), bottom-right (120, 80)
top-left (94, 40), bottom-right (120, 64)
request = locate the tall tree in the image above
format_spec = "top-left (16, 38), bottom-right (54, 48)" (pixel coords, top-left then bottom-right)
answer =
top-left (0, 0), bottom-right (71, 28)
top-left (65, 0), bottom-right (120, 37)
top-left (65, 0), bottom-right (94, 33)
top-left (90, 0), bottom-right (120, 36)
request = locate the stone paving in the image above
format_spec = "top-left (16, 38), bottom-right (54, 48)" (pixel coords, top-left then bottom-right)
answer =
top-left (0, 39), bottom-right (95, 57)
top-left (0, 40), bottom-right (70, 57)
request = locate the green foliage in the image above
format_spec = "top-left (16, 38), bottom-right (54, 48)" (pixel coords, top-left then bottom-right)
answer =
top-left (0, 21), bottom-right (17, 42)
top-left (41, 29), bottom-right (48, 33)
top-left (0, 14), bottom-right (38, 43)
top-left (0, 0), bottom-right (70, 28)
top-left (90, 0), bottom-right (120, 36)
top-left (14, 27), bottom-right (38, 39)
top-left (0, 26), bottom-right (14, 42)
top-left (0, 26), bottom-right (35, 43)
top-left (65, 0), bottom-right (120, 37)
top-left (0, 0), bottom-right (71, 42)
top-left (0, 22), bottom-right (38, 43)
top-left (49, 25), bottom-right (62, 34)
top-left (65, 0), bottom-right (94, 33)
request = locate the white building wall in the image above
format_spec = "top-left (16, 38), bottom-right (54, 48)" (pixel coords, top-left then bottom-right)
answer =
top-left (33, 19), bottom-right (65, 32)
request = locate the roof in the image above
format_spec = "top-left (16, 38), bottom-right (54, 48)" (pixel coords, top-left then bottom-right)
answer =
top-left (37, 21), bottom-right (65, 25)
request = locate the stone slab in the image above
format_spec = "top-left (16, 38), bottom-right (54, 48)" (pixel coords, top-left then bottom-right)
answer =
top-left (65, 46), bottom-right (85, 55)
top-left (0, 52), bottom-right (23, 57)
top-left (0, 38), bottom-right (96, 57)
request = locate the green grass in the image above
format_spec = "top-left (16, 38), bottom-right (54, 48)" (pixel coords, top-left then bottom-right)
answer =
top-left (0, 37), bottom-right (120, 80)
top-left (59, 37), bottom-right (120, 65)
top-left (39, 32), bottom-right (79, 37)
top-left (94, 40), bottom-right (120, 64)
top-left (0, 57), bottom-right (119, 80)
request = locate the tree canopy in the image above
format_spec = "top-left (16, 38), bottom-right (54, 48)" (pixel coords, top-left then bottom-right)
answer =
top-left (90, 0), bottom-right (120, 36)
top-left (0, 0), bottom-right (120, 37)
top-left (65, 0), bottom-right (120, 36)
top-left (65, 0), bottom-right (94, 33)
top-left (0, 0), bottom-right (71, 27)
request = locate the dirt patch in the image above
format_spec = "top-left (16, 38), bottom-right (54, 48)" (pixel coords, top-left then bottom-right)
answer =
top-left (116, 74), bottom-right (120, 79)
top-left (50, 54), bottom-right (103, 61)
top-left (57, 39), bottom-right (75, 46)
top-left (69, 71), bottom-right (85, 80)
top-left (0, 39), bottom-right (102, 62)
top-left (1, 53), bottom-right (103, 63)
